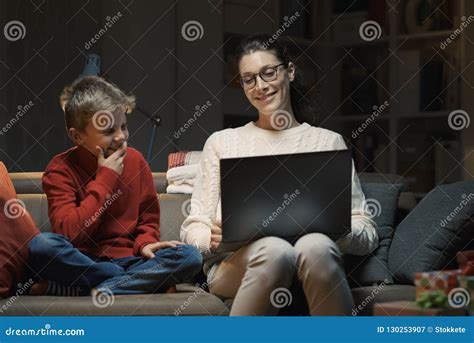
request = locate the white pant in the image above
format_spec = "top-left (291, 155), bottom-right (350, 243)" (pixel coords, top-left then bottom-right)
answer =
top-left (208, 233), bottom-right (354, 316)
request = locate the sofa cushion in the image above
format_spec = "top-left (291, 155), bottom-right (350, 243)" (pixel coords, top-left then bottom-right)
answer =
top-left (17, 194), bottom-right (51, 232)
top-left (9, 172), bottom-right (169, 194)
top-left (0, 163), bottom-right (40, 298)
top-left (345, 183), bottom-right (403, 286)
top-left (389, 180), bottom-right (474, 284)
top-left (158, 194), bottom-right (190, 241)
top-left (153, 173), bottom-right (168, 194)
top-left (222, 283), bottom-right (417, 316)
top-left (351, 285), bottom-right (416, 316)
top-left (0, 284), bottom-right (229, 316)
top-left (358, 173), bottom-right (407, 190)
top-left (358, 173), bottom-right (416, 225)
top-left (8, 172), bottom-right (43, 194)
top-left (13, 193), bottom-right (188, 238)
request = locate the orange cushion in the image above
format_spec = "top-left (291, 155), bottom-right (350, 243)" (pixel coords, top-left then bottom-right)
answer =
top-left (0, 162), bottom-right (40, 298)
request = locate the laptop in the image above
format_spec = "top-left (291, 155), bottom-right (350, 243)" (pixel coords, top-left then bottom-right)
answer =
top-left (218, 149), bottom-right (352, 252)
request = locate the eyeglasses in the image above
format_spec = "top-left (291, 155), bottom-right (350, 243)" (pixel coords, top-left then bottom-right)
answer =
top-left (239, 63), bottom-right (287, 89)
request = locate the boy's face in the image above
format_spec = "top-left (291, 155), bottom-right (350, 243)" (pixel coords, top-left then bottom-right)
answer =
top-left (69, 108), bottom-right (129, 158)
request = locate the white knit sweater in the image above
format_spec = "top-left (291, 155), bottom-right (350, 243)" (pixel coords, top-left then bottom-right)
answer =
top-left (181, 122), bottom-right (378, 259)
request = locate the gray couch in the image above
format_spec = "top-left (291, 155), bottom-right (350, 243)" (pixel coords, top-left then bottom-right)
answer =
top-left (0, 172), bottom-right (418, 316)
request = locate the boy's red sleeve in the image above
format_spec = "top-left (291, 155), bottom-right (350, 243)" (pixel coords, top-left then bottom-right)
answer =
top-left (43, 162), bottom-right (120, 246)
top-left (133, 156), bottom-right (160, 256)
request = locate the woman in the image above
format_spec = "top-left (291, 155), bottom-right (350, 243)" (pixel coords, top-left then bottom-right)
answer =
top-left (181, 34), bottom-right (378, 316)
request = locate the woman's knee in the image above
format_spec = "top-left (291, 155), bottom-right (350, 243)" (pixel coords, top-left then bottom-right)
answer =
top-left (249, 236), bottom-right (296, 272)
top-left (294, 233), bottom-right (345, 280)
top-left (295, 233), bottom-right (343, 267)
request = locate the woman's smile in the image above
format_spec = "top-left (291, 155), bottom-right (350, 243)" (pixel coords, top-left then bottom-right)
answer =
top-left (255, 90), bottom-right (277, 103)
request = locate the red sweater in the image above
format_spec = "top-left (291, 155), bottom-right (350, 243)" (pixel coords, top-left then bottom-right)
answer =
top-left (42, 145), bottom-right (160, 259)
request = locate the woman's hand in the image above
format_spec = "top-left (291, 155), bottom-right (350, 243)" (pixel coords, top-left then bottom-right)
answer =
top-left (210, 223), bottom-right (222, 252)
top-left (141, 240), bottom-right (185, 258)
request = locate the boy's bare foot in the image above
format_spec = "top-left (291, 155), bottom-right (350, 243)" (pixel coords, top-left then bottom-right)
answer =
top-left (90, 288), bottom-right (99, 298)
top-left (28, 280), bottom-right (49, 295)
top-left (165, 286), bottom-right (177, 294)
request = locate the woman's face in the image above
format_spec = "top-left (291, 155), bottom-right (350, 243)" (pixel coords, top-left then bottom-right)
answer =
top-left (239, 50), bottom-right (295, 116)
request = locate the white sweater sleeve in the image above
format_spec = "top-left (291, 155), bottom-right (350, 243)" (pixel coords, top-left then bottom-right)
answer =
top-left (332, 134), bottom-right (379, 255)
top-left (180, 133), bottom-right (221, 254)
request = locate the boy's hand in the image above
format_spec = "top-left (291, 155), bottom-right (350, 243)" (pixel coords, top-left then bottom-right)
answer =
top-left (96, 142), bottom-right (127, 175)
top-left (210, 223), bottom-right (222, 252)
top-left (141, 240), bottom-right (185, 259)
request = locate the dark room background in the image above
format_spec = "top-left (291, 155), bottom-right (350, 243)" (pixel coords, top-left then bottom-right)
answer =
top-left (1, 0), bottom-right (473, 197)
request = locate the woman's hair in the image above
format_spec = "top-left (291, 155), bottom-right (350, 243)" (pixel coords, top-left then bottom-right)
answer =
top-left (234, 34), bottom-right (318, 126)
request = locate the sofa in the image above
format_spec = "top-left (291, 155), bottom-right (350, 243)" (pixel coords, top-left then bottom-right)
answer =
top-left (0, 171), bottom-right (460, 316)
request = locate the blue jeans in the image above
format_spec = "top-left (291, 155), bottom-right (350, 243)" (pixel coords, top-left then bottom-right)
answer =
top-left (28, 232), bottom-right (203, 294)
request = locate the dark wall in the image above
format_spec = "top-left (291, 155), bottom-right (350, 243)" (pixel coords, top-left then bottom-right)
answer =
top-left (0, 0), bottom-right (223, 172)
top-left (1, 0), bottom-right (103, 172)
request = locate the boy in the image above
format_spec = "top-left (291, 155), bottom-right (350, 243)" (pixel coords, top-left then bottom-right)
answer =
top-left (28, 76), bottom-right (202, 295)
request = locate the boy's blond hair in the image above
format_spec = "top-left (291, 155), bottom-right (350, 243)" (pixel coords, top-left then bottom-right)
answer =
top-left (60, 76), bottom-right (135, 131)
